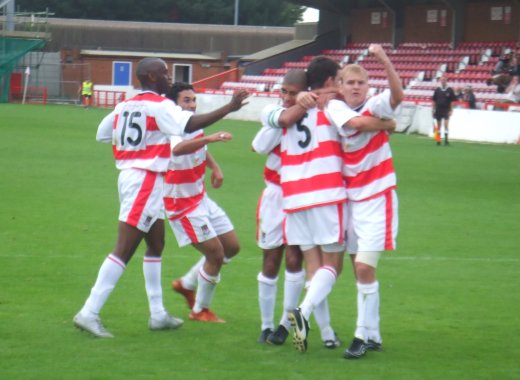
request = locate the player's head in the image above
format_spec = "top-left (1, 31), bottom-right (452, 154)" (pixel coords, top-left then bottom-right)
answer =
top-left (439, 75), bottom-right (448, 87)
top-left (136, 58), bottom-right (170, 95)
top-left (306, 56), bottom-right (341, 90)
top-left (280, 69), bottom-right (307, 108)
top-left (339, 64), bottom-right (369, 108)
top-left (167, 82), bottom-right (196, 112)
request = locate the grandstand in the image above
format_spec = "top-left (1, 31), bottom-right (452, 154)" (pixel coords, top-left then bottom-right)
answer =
top-left (216, 40), bottom-right (518, 108)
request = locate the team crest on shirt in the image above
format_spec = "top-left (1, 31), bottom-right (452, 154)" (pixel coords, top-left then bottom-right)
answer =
top-left (193, 156), bottom-right (202, 166)
top-left (201, 224), bottom-right (210, 236)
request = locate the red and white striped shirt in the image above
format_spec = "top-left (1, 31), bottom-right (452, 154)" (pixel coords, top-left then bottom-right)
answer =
top-left (163, 131), bottom-right (207, 220)
top-left (326, 90), bottom-right (400, 201)
top-left (96, 91), bottom-right (193, 173)
top-left (253, 104), bottom-right (284, 186)
top-left (279, 107), bottom-right (347, 212)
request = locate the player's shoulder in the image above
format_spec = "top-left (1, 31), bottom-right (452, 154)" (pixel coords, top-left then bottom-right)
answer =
top-left (260, 103), bottom-right (284, 127)
top-left (327, 98), bottom-right (349, 111)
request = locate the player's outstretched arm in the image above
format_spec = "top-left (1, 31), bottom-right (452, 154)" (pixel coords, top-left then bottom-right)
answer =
top-left (172, 131), bottom-right (232, 156)
top-left (277, 92), bottom-right (317, 128)
top-left (184, 90), bottom-right (249, 133)
top-left (347, 116), bottom-right (396, 132)
top-left (369, 44), bottom-right (404, 109)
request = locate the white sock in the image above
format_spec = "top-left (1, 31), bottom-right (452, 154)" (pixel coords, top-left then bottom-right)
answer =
top-left (193, 268), bottom-right (220, 313)
top-left (143, 256), bottom-right (167, 318)
top-left (181, 256), bottom-right (205, 291)
top-left (300, 266), bottom-right (337, 320)
top-left (81, 254), bottom-right (125, 317)
top-left (257, 272), bottom-right (278, 331)
top-left (280, 270), bottom-right (305, 329)
top-left (355, 281), bottom-right (380, 342)
top-left (223, 256), bottom-right (232, 264)
top-left (313, 298), bottom-right (335, 342)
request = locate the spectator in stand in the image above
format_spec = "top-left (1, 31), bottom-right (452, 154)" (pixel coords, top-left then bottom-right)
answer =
top-left (461, 85), bottom-right (477, 109)
top-left (504, 75), bottom-right (520, 103)
top-left (454, 87), bottom-right (463, 101)
top-left (432, 75), bottom-right (457, 146)
top-left (509, 55), bottom-right (519, 77)
top-left (489, 52), bottom-right (513, 93)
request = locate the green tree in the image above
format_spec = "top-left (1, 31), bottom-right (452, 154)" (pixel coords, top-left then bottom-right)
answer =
top-left (15, 0), bottom-right (304, 26)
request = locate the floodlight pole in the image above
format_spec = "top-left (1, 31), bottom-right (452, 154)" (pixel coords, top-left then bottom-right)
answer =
top-left (234, 0), bottom-right (239, 25)
top-left (2, 0), bottom-right (15, 31)
top-left (378, 0), bottom-right (396, 47)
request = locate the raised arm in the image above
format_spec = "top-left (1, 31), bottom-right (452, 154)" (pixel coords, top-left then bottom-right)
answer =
top-left (369, 44), bottom-right (404, 109)
top-left (184, 90), bottom-right (249, 133)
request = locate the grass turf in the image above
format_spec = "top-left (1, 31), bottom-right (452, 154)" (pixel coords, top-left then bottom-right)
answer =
top-left (1, 103), bottom-right (519, 379)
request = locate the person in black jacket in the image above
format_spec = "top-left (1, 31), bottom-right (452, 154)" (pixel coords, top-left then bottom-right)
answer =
top-left (432, 75), bottom-right (457, 146)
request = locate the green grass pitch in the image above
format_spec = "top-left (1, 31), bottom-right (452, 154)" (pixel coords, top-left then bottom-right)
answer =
top-left (1, 103), bottom-right (519, 379)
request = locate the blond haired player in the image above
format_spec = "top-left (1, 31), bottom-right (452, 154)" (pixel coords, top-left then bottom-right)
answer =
top-left (326, 44), bottom-right (403, 358)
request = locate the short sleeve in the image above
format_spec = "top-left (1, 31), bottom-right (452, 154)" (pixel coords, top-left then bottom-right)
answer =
top-left (260, 103), bottom-right (284, 129)
top-left (252, 125), bottom-right (282, 154)
top-left (155, 98), bottom-right (194, 136)
top-left (96, 111), bottom-right (116, 143)
top-left (325, 99), bottom-right (359, 135)
top-left (366, 90), bottom-right (401, 119)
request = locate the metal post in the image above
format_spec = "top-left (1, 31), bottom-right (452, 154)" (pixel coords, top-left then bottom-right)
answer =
top-left (6, 0), bottom-right (15, 31)
top-left (234, 0), bottom-right (239, 25)
top-left (378, 0), bottom-right (396, 47)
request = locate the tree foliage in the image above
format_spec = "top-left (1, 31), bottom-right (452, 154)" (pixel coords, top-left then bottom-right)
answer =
top-left (15, 0), bottom-right (305, 26)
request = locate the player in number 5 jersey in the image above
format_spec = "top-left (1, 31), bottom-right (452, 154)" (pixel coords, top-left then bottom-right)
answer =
top-left (271, 57), bottom-right (395, 353)
top-left (73, 58), bottom-right (248, 338)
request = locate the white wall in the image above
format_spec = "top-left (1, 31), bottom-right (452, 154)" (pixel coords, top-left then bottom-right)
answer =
top-left (406, 106), bottom-right (520, 144)
top-left (198, 94), bottom-right (520, 144)
top-left (102, 90), bottom-right (520, 145)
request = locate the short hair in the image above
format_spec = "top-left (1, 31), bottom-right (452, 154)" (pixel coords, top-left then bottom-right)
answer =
top-left (306, 56), bottom-right (340, 90)
top-left (340, 64), bottom-right (369, 81)
top-left (168, 82), bottom-right (194, 103)
top-left (283, 69), bottom-right (307, 89)
top-left (136, 58), bottom-right (165, 85)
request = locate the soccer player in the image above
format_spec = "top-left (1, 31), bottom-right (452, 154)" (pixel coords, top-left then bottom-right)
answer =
top-left (326, 44), bottom-right (403, 359)
top-left (432, 75), bottom-right (456, 145)
top-left (255, 70), bottom-right (343, 349)
top-left (254, 71), bottom-right (306, 345)
top-left (165, 82), bottom-right (241, 323)
top-left (73, 58), bottom-right (248, 338)
top-left (271, 57), bottom-right (395, 353)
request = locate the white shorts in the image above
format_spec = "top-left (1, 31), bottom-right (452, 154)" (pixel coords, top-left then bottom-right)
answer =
top-left (168, 195), bottom-right (234, 247)
top-left (256, 184), bottom-right (285, 249)
top-left (118, 168), bottom-right (165, 233)
top-left (346, 189), bottom-right (398, 254)
top-left (284, 203), bottom-right (345, 246)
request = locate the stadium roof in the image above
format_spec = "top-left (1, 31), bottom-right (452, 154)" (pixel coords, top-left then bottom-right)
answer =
top-left (290, 0), bottom-right (488, 14)
top-left (241, 39), bottom-right (315, 61)
top-left (80, 49), bottom-right (220, 61)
